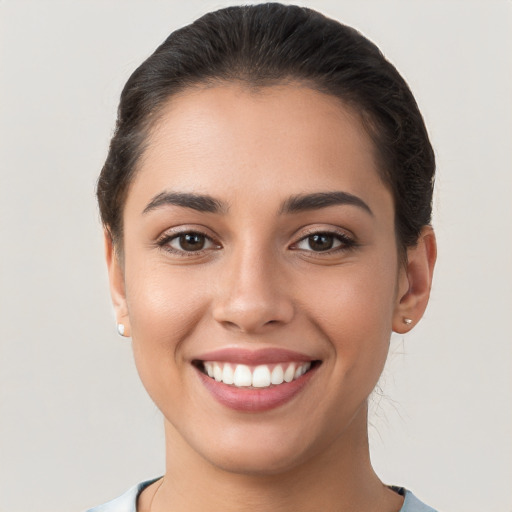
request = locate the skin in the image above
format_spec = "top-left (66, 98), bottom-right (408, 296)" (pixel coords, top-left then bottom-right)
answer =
top-left (106, 83), bottom-right (436, 512)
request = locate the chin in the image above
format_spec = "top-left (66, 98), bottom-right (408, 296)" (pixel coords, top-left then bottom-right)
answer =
top-left (182, 419), bottom-right (324, 477)
top-left (204, 444), bottom-right (309, 476)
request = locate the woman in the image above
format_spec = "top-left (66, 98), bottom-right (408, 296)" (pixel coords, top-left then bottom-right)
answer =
top-left (89, 3), bottom-right (437, 511)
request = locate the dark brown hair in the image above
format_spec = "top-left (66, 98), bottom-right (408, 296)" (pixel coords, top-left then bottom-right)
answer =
top-left (97, 3), bottom-right (435, 253)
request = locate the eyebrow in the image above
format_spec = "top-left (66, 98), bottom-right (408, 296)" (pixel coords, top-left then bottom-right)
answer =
top-left (142, 191), bottom-right (228, 215)
top-left (279, 191), bottom-right (373, 216)
top-left (142, 190), bottom-right (372, 217)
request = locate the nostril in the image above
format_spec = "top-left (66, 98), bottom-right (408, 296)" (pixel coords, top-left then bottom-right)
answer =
top-left (212, 287), bottom-right (295, 333)
top-left (220, 320), bottom-right (243, 331)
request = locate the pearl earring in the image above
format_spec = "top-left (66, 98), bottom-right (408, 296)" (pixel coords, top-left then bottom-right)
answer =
top-left (117, 323), bottom-right (126, 336)
top-left (403, 318), bottom-right (413, 325)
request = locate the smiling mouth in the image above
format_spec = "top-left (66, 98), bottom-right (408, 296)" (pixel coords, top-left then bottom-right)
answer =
top-left (193, 360), bottom-right (320, 389)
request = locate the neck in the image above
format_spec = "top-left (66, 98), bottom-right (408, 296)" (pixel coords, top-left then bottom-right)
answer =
top-left (146, 406), bottom-right (403, 512)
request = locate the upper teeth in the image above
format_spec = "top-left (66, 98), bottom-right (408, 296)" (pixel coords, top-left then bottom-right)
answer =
top-left (203, 362), bottom-right (312, 388)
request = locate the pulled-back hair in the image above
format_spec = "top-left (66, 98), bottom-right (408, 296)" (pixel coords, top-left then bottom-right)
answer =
top-left (97, 3), bottom-right (435, 254)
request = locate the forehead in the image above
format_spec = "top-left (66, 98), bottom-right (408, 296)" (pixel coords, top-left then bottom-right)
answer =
top-left (127, 83), bottom-right (392, 217)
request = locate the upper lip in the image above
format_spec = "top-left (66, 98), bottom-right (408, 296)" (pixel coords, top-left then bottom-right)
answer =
top-left (193, 347), bottom-right (316, 365)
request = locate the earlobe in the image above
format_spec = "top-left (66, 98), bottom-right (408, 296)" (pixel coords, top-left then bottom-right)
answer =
top-left (104, 230), bottom-right (131, 337)
top-left (392, 226), bottom-right (437, 334)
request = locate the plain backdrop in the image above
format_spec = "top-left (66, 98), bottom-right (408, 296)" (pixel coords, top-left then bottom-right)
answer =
top-left (1, 1), bottom-right (511, 511)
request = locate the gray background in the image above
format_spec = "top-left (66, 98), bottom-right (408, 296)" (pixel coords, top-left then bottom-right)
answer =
top-left (1, 1), bottom-right (511, 511)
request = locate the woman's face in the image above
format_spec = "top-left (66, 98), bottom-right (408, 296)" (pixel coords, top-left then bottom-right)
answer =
top-left (110, 83), bottom-right (413, 474)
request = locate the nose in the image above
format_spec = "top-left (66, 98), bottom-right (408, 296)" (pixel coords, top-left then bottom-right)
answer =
top-left (212, 245), bottom-right (295, 334)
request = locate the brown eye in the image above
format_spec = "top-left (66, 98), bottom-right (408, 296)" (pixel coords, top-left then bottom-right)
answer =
top-left (293, 231), bottom-right (354, 253)
top-left (180, 233), bottom-right (205, 251)
top-left (307, 234), bottom-right (334, 251)
top-left (168, 232), bottom-right (213, 252)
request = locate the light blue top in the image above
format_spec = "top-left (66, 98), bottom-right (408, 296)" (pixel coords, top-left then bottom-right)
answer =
top-left (86, 478), bottom-right (438, 512)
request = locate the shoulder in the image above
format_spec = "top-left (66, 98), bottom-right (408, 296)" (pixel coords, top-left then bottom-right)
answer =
top-left (85, 478), bottom-right (160, 512)
top-left (394, 487), bottom-right (439, 512)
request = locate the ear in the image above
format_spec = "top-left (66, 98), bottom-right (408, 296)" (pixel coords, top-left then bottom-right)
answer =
top-left (104, 230), bottom-right (131, 337)
top-left (393, 226), bottom-right (437, 334)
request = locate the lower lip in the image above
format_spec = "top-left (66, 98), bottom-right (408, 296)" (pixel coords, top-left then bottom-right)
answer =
top-left (196, 365), bottom-right (318, 412)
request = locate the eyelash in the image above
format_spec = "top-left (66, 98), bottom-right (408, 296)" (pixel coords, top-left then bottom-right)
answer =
top-left (156, 228), bottom-right (357, 256)
top-left (291, 229), bottom-right (357, 255)
top-left (156, 230), bottom-right (221, 257)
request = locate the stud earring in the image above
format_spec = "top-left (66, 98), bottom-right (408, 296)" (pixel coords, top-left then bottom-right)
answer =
top-left (117, 323), bottom-right (126, 336)
top-left (403, 318), bottom-right (413, 325)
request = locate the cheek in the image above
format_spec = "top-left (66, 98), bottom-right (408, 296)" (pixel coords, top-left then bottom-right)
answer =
top-left (123, 259), bottom-right (210, 387)
top-left (128, 274), bottom-right (203, 338)
top-left (298, 254), bottom-right (398, 373)
top-left (125, 249), bottom-right (212, 328)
